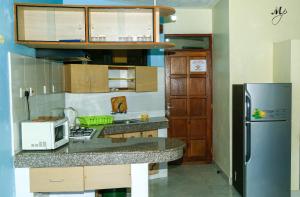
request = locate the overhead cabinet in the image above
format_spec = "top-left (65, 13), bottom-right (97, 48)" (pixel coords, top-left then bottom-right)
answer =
top-left (17, 6), bottom-right (86, 42)
top-left (64, 64), bottom-right (157, 93)
top-left (89, 8), bottom-right (154, 42)
top-left (64, 64), bottom-right (109, 93)
top-left (15, 4), bottom-right (175, 49)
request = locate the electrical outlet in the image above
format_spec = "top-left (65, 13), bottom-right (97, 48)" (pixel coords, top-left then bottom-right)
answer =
top-left (19, 88), bottom-right (23, 98)
top-left (29, 87), bottom-right (35, 96)
top-left (52, 85), bottom-right (55, 93)
top-left (43, 85), bottom-right (47, 94)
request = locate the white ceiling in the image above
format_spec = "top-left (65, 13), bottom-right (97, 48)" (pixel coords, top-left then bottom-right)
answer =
top-left (108, 0), bottom-right (220, 8)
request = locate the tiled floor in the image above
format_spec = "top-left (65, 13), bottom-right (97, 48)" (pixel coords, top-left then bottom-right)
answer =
top-left (149, 164), bottom-right (241, 197)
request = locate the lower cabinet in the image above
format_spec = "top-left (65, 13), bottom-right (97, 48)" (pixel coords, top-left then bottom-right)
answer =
top-left (104, 130), bottom-right (159, 175)
top-left (84, 165), bottom-right (131, 190)
top-left (30, 165), bottom-right (131, 193)
top-left (30, 167), bottom-right (84, 192)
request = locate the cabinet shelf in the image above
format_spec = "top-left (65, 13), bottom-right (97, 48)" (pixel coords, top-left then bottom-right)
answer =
top-left (109, 78), bottom-right (135, 81)
top-left (110, 87), bottom-right (136, 92)
top-left (15, 4), bottom-right (176, 49)
top-left (15, 41), bottom-right (175, 49)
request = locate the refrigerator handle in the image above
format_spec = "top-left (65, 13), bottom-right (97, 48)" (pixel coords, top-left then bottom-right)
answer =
top-left (245, 122), bottom-right (251, 165)
top-left (245, 90), bottom-right (252, 121)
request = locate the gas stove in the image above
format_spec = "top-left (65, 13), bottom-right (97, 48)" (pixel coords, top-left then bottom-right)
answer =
top-left (69, 127), bottom-right (96, 140)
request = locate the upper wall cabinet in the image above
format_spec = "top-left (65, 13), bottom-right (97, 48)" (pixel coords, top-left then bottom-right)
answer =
top-left (15, 4), bottom-right (175, 49)
top-left (89, 8), bottom-right (153, 42)
top-left (17, 6), bottom-right (86, 42)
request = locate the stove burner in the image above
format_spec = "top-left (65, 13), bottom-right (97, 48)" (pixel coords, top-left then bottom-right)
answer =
top-left (69, 127), bottom-right (96, 140)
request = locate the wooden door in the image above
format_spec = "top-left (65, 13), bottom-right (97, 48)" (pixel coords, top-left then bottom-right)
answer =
top-left (165, 51), bottom-right (212, 162)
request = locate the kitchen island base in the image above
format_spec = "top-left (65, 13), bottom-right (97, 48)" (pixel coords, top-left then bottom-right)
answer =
top-left (15, 164), bottom-right (149, 197)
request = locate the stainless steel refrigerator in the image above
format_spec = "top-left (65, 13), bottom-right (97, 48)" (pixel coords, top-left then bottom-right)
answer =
top-left (232, 83), bottom-right (291, 197)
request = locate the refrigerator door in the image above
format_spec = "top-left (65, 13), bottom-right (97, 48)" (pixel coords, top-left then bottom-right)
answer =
top-left (245, 83), bottom-right (291, 121)
top-left (244, 121), bottom-right (291, 197)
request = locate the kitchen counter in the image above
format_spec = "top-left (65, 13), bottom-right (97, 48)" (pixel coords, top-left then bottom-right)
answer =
top-left (14, 117), bottom-right (182, 197)
top-left (101, 116), bottom-right (168, 135)
top-left (14, 132), bottom-right (184, 168)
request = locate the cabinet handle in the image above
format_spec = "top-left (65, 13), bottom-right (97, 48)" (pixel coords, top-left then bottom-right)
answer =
top-left (48, 179), bottom-right (64, 183)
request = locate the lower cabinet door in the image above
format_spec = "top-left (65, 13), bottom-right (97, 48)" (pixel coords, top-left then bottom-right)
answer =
top-left (142, 130), bottom-right (158, 138)
top-left (30, 167), bottom-right (84, 192)
top-left (84, 165), bottom-right (131, 190)
top-left (123, 132), bottom-right (142, 138)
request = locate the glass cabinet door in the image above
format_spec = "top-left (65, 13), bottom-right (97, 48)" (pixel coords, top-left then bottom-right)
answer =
top-left (89, 8), bottom-right (154, 42)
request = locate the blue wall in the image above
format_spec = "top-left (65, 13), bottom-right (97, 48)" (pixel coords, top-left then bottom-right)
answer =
top-left (0, 1), bottom-right (62, 196)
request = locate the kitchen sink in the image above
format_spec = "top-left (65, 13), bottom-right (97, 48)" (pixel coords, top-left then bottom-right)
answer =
top-left (113, 119), bottom-right (141, 124)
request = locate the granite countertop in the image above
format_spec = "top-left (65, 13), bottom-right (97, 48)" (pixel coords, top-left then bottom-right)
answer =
top-left (101, 116), bottom-right (169, 135)
top-left (14, 129), bottom-right (185, 168)
top-left (14, 116), bottom-right (181, 168)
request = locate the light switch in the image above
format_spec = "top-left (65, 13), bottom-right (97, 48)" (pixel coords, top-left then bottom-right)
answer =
top-left (0, 34), bottom-right (4, 44)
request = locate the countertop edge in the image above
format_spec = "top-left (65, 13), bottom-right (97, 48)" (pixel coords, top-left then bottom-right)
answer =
top-left (14, 145), bottom-right (184, 168)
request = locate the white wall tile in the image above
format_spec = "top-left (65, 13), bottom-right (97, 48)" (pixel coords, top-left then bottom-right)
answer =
top-left (24, 56), bottom-right (37, 94)
top-left (10, 53), bottom-right (65, 153)
top-left (36, 58), bottom-right (45, 95)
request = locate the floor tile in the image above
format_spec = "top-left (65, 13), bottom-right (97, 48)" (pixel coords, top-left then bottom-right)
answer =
top-left (149, 164), bottom-right (241, 197)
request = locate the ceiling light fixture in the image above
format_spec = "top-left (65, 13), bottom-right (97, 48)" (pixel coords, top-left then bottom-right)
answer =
top-left (170, 15), bottom-right (177, 21)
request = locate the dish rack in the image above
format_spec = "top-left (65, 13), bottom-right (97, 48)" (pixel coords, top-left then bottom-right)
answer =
top-left (78, 115), bottom-right (114, 126)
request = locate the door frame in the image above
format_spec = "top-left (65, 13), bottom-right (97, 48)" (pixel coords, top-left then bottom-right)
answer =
top-left (164, 34), bottom-right (213, 162)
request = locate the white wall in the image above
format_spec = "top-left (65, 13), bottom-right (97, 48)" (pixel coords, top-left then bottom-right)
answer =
top-left (230, 0), bottom-right (300, 84)
top-left (212, 0), bottom-right (231, 177)
top-left (274, 40), bottom-right (300, 190)
top-left (164, 8), bottom-right (212, 34)
top-left (65, 68), bottom-right (165, 119)
top-left (10, 53), bottom-right (65, 153)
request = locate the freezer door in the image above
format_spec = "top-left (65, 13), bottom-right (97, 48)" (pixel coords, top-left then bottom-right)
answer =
top-left (245, 83), bottom-right (291, 121)
top-left (244, 121), bottom-right (291, 197)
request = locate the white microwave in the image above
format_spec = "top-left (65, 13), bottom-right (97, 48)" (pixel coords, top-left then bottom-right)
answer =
top-left (21, 118), bottom-right (69, 150)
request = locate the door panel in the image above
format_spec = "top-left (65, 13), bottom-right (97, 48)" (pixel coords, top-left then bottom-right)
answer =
top-left (170, 98), bottom-right (187, 116)
top-left (170, 118), bottom-right (188, 138)
top-left (170, 56), bottom-right (187, 75)
top-left (189, 98), bottom-right (207, 117)
top-left (166, 50), bottom-right (212, 162)
top-left (190, 119), bottom-right (206, 139)
top-left (245, 121), bottom-right (291, 197)
top-left (170, 78), bottom-right (187, 96)
top-left (189, 77), bottom-right (206, 96)
top-left (189, 140), bottom-right (206, 157)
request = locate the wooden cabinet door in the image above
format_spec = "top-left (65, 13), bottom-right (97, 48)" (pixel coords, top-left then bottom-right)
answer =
top-left (88, 65), bottom-right (109, 92)
top-left (135, 66), bottom-right (157, 92)
top-left (142, 130), bottom-right (158, 138)
top-left (64, 64), bottom-right (89, 93)
top-left (30, 167), bottom-right (84, 192)
top-left (165, 51), bottom-right (212, 162)
top-left (84, 165), bottom-right (131, 190)
top-left (123, 132), bottom-right (142, 138)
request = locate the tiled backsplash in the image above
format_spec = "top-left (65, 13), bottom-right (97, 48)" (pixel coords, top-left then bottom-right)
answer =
top-left (10, 53), bottom-right (65, 153)
top-left (65, 67), bottom-right (166, 120)
top-left (10, 54), bottom-right (166, 153)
